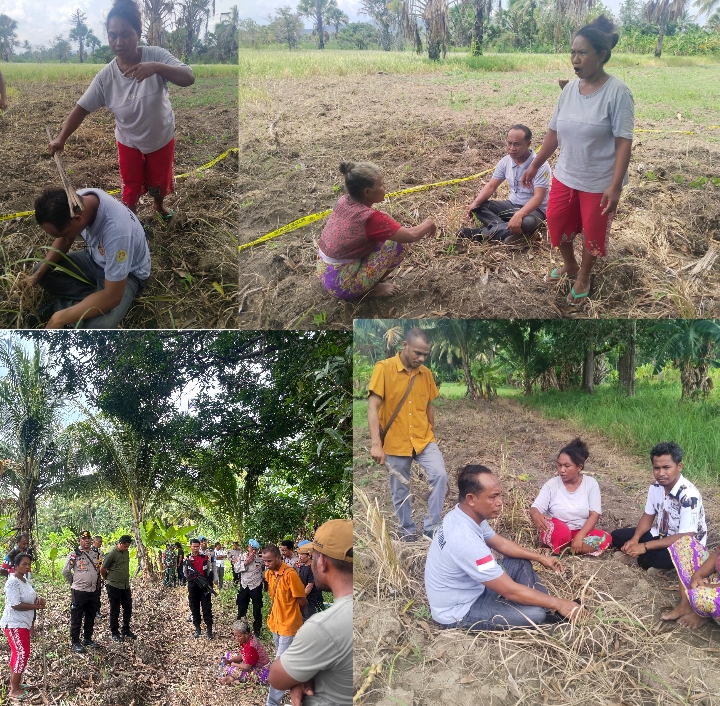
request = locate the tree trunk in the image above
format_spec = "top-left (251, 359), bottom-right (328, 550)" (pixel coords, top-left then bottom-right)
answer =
top-left (316, 0), bottom-right (324, 49)
top-left (655, 15), bottom-right (667, 57)
top-left (680, 359), bottom-right (712, 400)
top-left (471, 0), bottom-right (484, 56)
top-left (462, 357), bottom-right (479, 399)
top-left (582, 345), bottom-right (594, 394)
top-left (130, 497), bottom-right (154, 580)
top-left (618, 321), bottom-right (636, 397)
top-left (523, 369), bottom-right (533, 395)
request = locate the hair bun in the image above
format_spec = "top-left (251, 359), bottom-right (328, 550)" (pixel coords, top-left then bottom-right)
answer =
top-left (609, 32), bottom-right (619, 49)
top-left (590, 14), bottom-right (615, 35)
top-left (339, 161), bottom-right (355, 176)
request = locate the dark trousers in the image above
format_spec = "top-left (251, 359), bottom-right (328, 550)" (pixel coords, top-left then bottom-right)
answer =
top-left (610, 528), bottom-right (675, 571)
top-left (232, 569), bottom-right (241, 587)
top-left (70, 589), bottom-right (98, 643)
top-left (301, 601), bottom-right (317, 621)
top-left (466, 200), bottom-right (545, 242)
top-left (94, 584), bottom-right (102, 615)
top-left (188, 583), bottom-right (213, 629)
top-left (177, 565), bottom-right (186, 586)
top-left (106, 585), bottom-right (133, 634)
top-left (236, 584), bottom-right (263, 635)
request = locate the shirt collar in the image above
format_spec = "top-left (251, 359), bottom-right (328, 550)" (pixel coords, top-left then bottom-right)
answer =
top-left (667, 474), bottom-right (687, 499)
top-left (394, 352), bottom-right (413, 374)
top-left (510, 152), bottom-right (534, 170)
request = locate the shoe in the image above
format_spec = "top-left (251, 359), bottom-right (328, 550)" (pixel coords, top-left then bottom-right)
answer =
top-left (206, 627), bottom-right (213, 640)
top-left (110, 633), bottom-right (124, 642)
top-left (71, 642), bottom-right (85, 653)
top-left (83, 640), bottom-right (100, 648)
top-left (399, 534), bottom-right (417, 543)
top-left (121, 630), bottom-right (137, 640)
top-left (423, 529), bottom-right (434, 539)
top-left (457, 227), bottom-right (483, 241)
top-left (502, 232), bottom-right (528, 246)
top-left (192, 627), bottom-right (201, 638)
top-left (186, 615), bottom-right (193, 623)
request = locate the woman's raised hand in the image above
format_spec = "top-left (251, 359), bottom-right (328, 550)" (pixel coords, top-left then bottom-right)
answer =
top-left (48, 138), bottom-right (65, 156)
top-left (123, 62), bottom-right (159, 83)
top-left (532, 513), bottom-right (551, 533)
top-left (521, 164), bottom-right (538, 189)
top-left (423, 218), bottom-right (436, 238)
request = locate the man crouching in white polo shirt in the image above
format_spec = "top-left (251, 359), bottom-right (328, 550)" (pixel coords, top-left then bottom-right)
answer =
top-left (425, 464), bottom-right (585, 631)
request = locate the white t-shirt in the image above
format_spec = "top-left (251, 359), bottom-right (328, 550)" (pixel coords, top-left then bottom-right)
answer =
top-left (77, 189), bottom-right (151, 282)
top-left (425, 505), bottom-right (504, 624)
top-left (77, 46), bottom-right (189, 154)
top-left (491, 153), bottom-right (552, 209)
top-left (644, 475), bottom-right (707, 545)
top-left (1, 576), bottom-right (37, 630)
top-left (280, 594), bottom-right (352, 706)
top-left (531, 475), bottom-right (602, 530)
top-left (549, 75), bottom-right (635, 193)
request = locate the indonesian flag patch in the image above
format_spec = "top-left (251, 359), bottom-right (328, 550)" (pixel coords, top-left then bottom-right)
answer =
top-left (475, 555), bottom-right (497, 572)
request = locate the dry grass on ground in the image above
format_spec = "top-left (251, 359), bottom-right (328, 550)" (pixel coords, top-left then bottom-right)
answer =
top-left (353, 397), bottom-right (720, 706)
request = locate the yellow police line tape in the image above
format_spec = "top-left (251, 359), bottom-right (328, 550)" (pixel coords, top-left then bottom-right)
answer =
top-left (0, 147), bottom-right (238, 223)
top-left (238, 166), bottom-right (496, 253)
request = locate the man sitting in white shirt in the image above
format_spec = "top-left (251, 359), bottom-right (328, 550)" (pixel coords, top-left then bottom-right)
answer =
top-left (425, 464), bottom-right (585, 631)
top-left (460, 125), bottom-right (551, 245)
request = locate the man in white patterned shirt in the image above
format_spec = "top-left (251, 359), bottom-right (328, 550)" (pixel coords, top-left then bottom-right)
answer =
top-left (236, 539), bottom-right (264, 636)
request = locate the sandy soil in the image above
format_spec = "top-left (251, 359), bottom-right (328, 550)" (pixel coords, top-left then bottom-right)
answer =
top-left (353, 396), bottom-right (720, 706)
top-left (1, 78), bottom-right (238, 329)
top-left (239, 72), bottom-right (720, 328)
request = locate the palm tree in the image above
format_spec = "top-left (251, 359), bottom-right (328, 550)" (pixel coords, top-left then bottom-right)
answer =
top-left (694, 0), bottom-right (720, 22)
top-left (325, 4), bottom-right (349, 34)
top-left (645, 0), bottom-right (688, 56)
top-left (142, 0), bottom-right (175, 47)
top-left (69, 9), bottom-right (89, 63)
top-left (433, 320), bottom-right (490, 399)
top-left (0, 14), bottom-right (19, 62)
top-left (0, 341), bottom-right (71, 540)
top-left (652, 319), bottom-right (720, 400)
top-left (401, 0), bottom-right (453, 59)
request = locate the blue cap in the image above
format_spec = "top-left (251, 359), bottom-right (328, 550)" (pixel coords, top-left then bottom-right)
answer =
top-left (297, 540), bottom-right (311, 548)
top-left (248, 539), bottom-right (260, 549)
top-left (198, 535), bottom-right (207, 541)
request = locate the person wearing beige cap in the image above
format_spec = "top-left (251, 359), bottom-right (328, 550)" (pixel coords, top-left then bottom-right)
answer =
top-left (269, 519), bottom-right (353, 706)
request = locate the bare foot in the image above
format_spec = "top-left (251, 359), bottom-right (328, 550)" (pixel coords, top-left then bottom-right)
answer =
top-left (661, 605), bottom-right (688, 621)
top-left (677, 611), bottom-right (709, 628)
top-left (553, 265), bottom-right (579, 277)
top-left (367, 282), bottom-right (400, 297)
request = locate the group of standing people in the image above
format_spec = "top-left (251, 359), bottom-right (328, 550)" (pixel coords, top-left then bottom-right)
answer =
top-left (318, 15), bottom-right (634, 305)
top-left (366, 328), bottom-right (719, 632)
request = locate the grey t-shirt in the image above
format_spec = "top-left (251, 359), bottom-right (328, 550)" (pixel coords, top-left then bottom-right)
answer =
top-left (492, 153), bottom-right (552, 209)
top-left (531, 475), bottom-right (602, 530)
top-left (549, 75), bottom-right (635, 193)
top-left (77, 189), bottom-right (151, 281)
top-left (77, 46), bottom-right (189, 154)
top-left (280, 594), bottom-right (352, 706)
top-left (425, 505), bottom-right (504, 624)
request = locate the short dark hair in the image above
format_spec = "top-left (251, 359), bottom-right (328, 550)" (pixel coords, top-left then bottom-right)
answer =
top-left (508, 124), bottom-right (532, 141)
top-left (558, 438), bottom-right (590, 468)
top-left (189, 538), bottom-right (200, 545)
top-left (281, 540), bottom-right (294, 551)
top-left (650, 442), bottom-right (683, 464)
top-left (34, 188), bottom-right (78, 232)
top-left (458, 464), bottom-right (495, 502)
top-left (404, 328), bottom-right (430, 345)
top-left (13, 553), bottom-right (32, 567)
top-left (107, 0), bottom-right (142, 37)
top-left (118, 534), bottom-right (133, 544)
top-left (262, 544), bottom-right (281, 558)
top-left (325, 552), bottom-right (353, 575)
top-left (575, 14), bottom-right (619, 66)
top-left (338, 161), bottom-right (382, 200)
top-left (93, 535), bottom-right (102, 541)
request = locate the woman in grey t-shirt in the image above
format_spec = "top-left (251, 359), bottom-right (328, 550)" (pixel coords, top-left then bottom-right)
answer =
top-left (522, 16), bottom-right (634, 303)
top-left (48, 0), bottom-right (194, 219)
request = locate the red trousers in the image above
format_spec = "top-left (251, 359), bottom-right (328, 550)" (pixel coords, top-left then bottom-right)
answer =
top-left (117, 138), bottom-right (175, 209)
top-left (4, 627), bottom-right (30, 673)
top-left (540, 518), bottom-right (612, 556)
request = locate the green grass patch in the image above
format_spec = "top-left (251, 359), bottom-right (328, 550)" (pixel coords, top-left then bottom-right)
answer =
top-left (2, 63), bottom-right (237, 82)
top-left (354, 399), bottom-right (368, 430)
top-left (169, 76), bottom-right (238, 109)
top-left (519, 383), bottom-right (720, 485)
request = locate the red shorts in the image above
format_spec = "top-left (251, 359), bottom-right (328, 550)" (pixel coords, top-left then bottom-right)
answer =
top-left (540, 518), bottom-right (612, 556)
top-left (4, 627), bottom-right (30, 674)
top-left (117, 138), bottom-right (175, 209)
top-left (546, 176), bottom-right (614, 257)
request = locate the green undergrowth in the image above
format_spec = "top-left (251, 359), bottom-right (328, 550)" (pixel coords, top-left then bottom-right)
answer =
top-left (1, 63), bottom-right (238, 82)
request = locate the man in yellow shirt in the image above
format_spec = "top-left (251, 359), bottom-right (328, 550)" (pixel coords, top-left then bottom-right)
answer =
top-left (368, 328), bottom-right (448, 540)
top-left (262, 543), bottom-right (307, 706)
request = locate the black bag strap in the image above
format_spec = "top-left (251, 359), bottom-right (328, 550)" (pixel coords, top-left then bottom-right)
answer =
top-left (380, 374), bottom-right (417, 445)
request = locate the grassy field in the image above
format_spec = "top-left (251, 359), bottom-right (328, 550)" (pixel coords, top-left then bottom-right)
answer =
top-left (353, 380), bottom-right (720, 484)
top-left (1, 63), bottom-right (238, 81)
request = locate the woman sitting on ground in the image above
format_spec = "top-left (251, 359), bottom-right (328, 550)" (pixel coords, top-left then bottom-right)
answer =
top-left (217, 618), bottom-right (270, 685)
top-left (662, 536), bottom-right (720, 628)
top-left (530, 438), bottom-right (612, 556)
top-left (317, 162), bottom-right (436, 299)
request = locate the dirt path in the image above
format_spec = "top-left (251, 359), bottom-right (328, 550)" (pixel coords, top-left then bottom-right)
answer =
top-left (0, 577), bottom-right (273, 705)
top-left (353, 396), bottom-right (720, 706)
top-left (239, 73), bottom-right (720, 328)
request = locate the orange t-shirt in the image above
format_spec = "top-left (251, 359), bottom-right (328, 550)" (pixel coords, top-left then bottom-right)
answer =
top-left (368, 353), bottom-right (439, 456)
top-left (266, 563), bottom-right (306, 637)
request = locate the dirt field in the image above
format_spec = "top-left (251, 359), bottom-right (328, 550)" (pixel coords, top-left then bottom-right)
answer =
top-left (1, 76), bottom-right (238, 329)
top-left (0, 577), bottom-right (277, 705)
top-left (353, 396), bottom-right (720, 705)
top-left (239, 71), bottom-right (720, 328)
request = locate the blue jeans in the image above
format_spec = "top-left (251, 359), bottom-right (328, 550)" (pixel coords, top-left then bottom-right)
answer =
top-left (386, 442), bottom-right (448, 538)
top-left (459, 558), bottom-right (548, 631)
top-left (266, 632), bottom-right (295, 706)
top-left (38, 249), bottom-right (145, 328)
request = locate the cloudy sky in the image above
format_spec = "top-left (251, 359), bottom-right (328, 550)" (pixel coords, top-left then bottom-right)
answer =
top-left (239, 0), bottom-right (625, 26)
top-left (0, 0), bottom-right (239, 47)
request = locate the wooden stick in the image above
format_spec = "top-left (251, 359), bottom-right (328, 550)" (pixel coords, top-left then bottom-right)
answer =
top-left (45, 126), bottom-right (84, 216)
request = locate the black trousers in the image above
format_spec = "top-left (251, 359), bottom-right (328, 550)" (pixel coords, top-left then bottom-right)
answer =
top-left (94, 584), bottom-right (102, 614)
top-left (70, 589), bottom-right (98, 643)
top-left (610, 528), bottom-right (675, 571)
top-left (106, 585), bottom-right (133, 634)
top-left (236, 584), bottom-right (263, 635)
top-left (465, 200), bottom-right (546, 242)
top-left (232, 569), bottom-right (241, 587)
top-left (188, 582), bottom-right (213, 628)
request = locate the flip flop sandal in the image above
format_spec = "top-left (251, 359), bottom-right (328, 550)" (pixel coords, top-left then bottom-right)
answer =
top-left (567, 284), bottom-right (591, 304)
top-left (155, 208), bottom-right (175, 222)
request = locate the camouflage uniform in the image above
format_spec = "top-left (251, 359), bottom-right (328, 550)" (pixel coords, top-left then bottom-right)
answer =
top-left (163, 545), bottom-right (177, 587)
